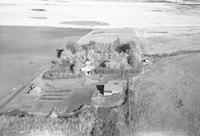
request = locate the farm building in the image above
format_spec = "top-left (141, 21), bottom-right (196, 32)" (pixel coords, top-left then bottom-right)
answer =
top-left (96, 80), bottom-right (126, 96)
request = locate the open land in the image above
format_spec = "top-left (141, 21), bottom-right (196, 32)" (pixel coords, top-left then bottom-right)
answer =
top-left (0, 26), bottom-right (91, 102)
top-left (0, 0), bottom-right (200, 136)
top-left (0, 0), bottom-right (200, 28)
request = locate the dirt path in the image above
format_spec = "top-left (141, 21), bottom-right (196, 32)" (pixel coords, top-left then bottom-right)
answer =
top-left (0, 85), bottom-right (26, 109)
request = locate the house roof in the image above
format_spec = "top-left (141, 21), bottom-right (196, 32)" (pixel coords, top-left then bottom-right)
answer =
top-left (104, 80), bottom-right (126, 94)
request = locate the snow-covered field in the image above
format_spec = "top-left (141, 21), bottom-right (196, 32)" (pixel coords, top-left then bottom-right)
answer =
top-left (0, 0), bottom-right (200, 28)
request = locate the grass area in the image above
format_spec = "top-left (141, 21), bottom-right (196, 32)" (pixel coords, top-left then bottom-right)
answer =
top-left (126, 53), bottom-right (200, 136)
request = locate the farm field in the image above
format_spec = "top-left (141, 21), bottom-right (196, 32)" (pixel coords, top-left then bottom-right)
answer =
top-left (0, 26), bottom-right (91, 102)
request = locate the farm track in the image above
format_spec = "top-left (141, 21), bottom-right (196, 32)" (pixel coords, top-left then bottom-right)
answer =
top-left (0, 65), bottom-right (49, 110)
top-left (143, 49), bottom-right (200, 58)
top-left (0, 85), bottom-right (26, 109)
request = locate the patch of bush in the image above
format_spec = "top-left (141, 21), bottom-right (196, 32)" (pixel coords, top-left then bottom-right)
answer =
top-left (56, 49), bottom-right (64, 58)
top-left (91, 107), bottom-right (120, 136)
top-left (44, 39), bottom-right (142, 79)
top-left (66, 41), bottom-right (79, 54)
top-left (91, 119), bottom-right (120, 136)
top-left (0, 106), bottom-right (97, 136)
top-left (82, 41), bottom-right (96, 50)
top-left (116, 43), bottom-right (131, 53)
top-left (127, 55), bottom-right (140, 68)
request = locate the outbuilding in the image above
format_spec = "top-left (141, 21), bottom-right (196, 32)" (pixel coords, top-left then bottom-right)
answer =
top-left (103, 80), bottom-right (126, 96)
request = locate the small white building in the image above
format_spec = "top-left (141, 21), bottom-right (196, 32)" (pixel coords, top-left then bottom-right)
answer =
top-left (29, 85), bottom-right (42, 96)
top-left (81, 61), bottom-right (95, 75)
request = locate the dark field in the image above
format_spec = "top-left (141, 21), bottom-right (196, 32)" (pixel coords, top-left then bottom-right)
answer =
top-left (0, 26), bottom-right (91, 101)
